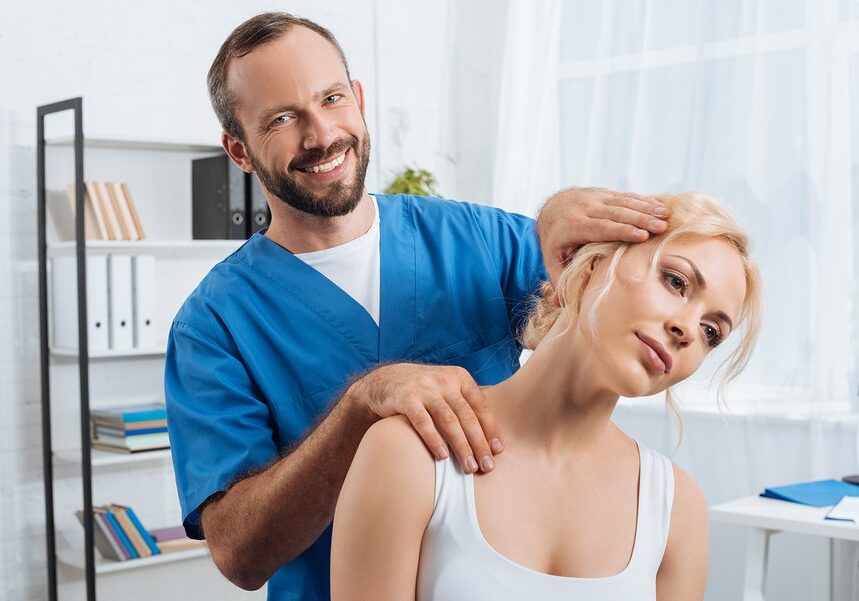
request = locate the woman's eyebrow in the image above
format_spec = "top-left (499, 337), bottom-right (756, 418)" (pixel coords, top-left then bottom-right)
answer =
top-left (666, 254), bottom-right (735, 329)
top-left (667, 254), bottom-right (706, 289)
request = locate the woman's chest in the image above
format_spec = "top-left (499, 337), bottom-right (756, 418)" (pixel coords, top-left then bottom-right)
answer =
top-left (472, 455), bottom-right (641, 578)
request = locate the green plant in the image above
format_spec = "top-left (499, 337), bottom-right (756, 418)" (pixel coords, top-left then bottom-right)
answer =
top-left (383, 166), bottom-right (441, 197)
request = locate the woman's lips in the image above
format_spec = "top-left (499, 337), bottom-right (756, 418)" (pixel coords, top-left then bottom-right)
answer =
top-left (635, 332), bottom-right (673, 375)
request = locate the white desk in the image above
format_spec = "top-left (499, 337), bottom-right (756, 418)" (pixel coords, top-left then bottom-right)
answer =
top-left (710, 496), bottom-right (859, 601)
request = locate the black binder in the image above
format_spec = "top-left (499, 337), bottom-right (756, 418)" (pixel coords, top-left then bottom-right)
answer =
top-left (192, 155), bottom-right (247, 239)
top-left (249, 174), bottom-right (271, 235)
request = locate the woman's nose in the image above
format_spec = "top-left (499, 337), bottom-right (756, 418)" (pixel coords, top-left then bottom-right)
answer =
top-left (667, 320), bottom-right (694, 347)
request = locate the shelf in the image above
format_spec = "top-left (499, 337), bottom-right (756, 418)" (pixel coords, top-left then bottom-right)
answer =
top-left (45, 135), bottom-right (222, 153)
top-left (56, 545), bottom-right (209, 575)
top-left (50, 346), bottom-right (167, 359)
top-left (54, 447), bottom-right (171, 468)
top-left (47, 239), bottom-right (244, 258)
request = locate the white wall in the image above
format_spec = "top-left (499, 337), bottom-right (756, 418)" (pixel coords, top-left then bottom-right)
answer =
top-left (0, 1), bottom-right (461, 599)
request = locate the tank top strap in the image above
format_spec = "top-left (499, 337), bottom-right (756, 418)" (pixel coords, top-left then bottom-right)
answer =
top-left (428, 456), bottom-right (475, 535)
top-left (629, 443), bottom-right (675, 572)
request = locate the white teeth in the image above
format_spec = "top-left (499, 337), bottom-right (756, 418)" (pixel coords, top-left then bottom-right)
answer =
top-left (304, 152), bottom-right (346, 174)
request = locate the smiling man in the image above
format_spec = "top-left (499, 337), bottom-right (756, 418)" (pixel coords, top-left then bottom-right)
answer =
top-left (164, 12), bottom-right (672, 601)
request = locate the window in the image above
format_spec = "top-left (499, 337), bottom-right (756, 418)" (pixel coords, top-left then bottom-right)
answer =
top-left (557, 0), bottom-right (859, 408)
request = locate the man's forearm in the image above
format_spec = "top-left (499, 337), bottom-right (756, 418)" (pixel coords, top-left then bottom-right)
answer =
top-left (202, 386), bottom-right (378, 590)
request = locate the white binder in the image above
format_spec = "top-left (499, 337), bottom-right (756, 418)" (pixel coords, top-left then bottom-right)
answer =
top-left (50, 255), bottom-right (110, 351)
top-left (131, 255), bottom-right (156, 348)
top-left (107, 254), bottom-right (134, 350)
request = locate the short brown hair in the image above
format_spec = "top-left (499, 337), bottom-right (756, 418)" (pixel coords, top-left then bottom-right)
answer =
top-left (207, 12), bottom-right (352, 141)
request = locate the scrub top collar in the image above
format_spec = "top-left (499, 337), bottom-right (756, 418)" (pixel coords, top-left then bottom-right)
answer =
top-left (246, 194), bottom-right (418, 366)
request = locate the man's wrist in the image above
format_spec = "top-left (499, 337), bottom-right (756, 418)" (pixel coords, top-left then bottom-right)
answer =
top-left (341, 377), bottom-right (379, 430)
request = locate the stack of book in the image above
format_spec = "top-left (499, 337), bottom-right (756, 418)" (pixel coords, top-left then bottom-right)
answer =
top-left (76, 504), bottom-right (161, 561)
top-left (50, 180), bottom-right (146, 242)
top-left (77, 506), bottom-right (206, 562)
top-left (66, 180), bottom-right (146, 241)
top-left (149, 526), bottom-right (207, 554)
top-left (91, 402), bottom-right (169, 453)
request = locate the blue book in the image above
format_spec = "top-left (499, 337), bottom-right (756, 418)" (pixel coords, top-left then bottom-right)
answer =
top-left (95, 426), bottom-right (169, 437)
top-left (123, 427), bottom-right (169, 436)
top-left (103, 509), bottom-right (139, 559)
top-left (116, 504), bottom-right (162, 556)
top-left (760, 479), bottom-right (859, 507)
top-left (92, 402), bottom-right (167, 423)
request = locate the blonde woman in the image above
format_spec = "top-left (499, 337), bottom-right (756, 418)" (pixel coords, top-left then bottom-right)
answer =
top-left (331, 193), bottom-right (761, 600)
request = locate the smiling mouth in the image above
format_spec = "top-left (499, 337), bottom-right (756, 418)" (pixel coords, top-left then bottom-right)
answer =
top-left (298, 150), bottom-right (348, 174)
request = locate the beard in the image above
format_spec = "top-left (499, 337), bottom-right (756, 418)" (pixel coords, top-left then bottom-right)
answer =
top-left (247, 130), bottom-right (371, 218)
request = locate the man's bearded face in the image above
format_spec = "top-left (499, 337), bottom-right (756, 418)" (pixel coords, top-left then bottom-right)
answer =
top-left (248, 129), bottom-right (371, 218)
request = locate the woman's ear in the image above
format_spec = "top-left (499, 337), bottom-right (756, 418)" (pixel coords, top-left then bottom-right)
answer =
top-left (553, 255), bottom-right (601, 309)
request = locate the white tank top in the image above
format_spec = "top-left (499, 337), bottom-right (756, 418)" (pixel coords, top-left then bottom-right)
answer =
top-left (416, 443), bottom-right (675, 600)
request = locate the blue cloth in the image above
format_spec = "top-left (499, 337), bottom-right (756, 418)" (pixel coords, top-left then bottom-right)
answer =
top-left (761, 479), bottom-right (859, 507)
top-left (165, 194), bottom-right (546, 601)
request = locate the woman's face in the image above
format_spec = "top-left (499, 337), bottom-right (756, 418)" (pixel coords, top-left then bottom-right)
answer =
top-left (575, 235), bottom-right (747, 398)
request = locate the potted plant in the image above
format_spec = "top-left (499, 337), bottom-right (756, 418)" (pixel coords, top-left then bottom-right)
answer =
top-left (383, 166), bottom-right (441, 197)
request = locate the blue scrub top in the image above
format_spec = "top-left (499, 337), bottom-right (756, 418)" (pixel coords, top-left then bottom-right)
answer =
top-left (165, 194), bottom-right (546, 600)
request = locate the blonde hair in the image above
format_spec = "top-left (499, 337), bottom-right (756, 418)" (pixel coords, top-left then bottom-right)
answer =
top-left (522, 192), bottom-right (762, 432)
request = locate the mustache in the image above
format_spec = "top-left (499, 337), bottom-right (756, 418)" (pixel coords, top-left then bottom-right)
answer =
top-left (289, 136), bottom-right (358, 171)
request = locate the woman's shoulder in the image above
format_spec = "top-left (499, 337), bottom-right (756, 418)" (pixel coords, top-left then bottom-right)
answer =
top-left (656, 463), bottom-right (709, 599)
top-left (638, 443), bottom-right (706, 515)
top-left (360, 415), bottom-right (437, 468)
top-left (669, 462), bottom-right (707, 524)
top-left (341, 415), bottom-right (437, 520)
top-left (658, 461), bottom-right (708, 582)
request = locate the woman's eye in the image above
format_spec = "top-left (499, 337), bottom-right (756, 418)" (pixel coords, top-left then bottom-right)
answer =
top-left (663, 272), bottom-right (687, 294)
top-left (703, 324), bottom-right (722, 347)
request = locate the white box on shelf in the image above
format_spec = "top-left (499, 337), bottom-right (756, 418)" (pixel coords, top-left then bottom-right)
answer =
top-left (108, 254), bottom-right (134, 350)
top-left (51, 255), bottom-right (110, 351)
top-left (132, 255), bottom-right (157, 348)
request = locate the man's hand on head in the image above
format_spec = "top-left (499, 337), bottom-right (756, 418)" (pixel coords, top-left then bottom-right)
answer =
top-left (537, 187), bottom-right (671, 288)
top-left (345, 363), bottom-right (503, 474)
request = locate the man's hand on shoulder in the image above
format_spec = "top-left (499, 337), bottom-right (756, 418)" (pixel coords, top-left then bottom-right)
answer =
top-left (537, 187), bottom-right (672, 287)
top-left (344, 363), bottom-right (503, 474)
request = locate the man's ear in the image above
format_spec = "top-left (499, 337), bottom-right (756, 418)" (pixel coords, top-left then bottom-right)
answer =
top-left (222, 131), bottom-right (254, 173)
top-left (351, 80), bottom-right (366, 118)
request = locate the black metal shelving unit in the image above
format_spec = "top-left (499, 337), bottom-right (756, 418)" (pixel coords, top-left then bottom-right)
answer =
top-left (37, 96), bottom-right (97, 601)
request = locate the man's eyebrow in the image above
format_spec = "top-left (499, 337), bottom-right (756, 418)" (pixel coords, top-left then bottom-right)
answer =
top-left (259, 83), bottom-right (350, 124)
top-left (667, 254), bottom-right (735, 330)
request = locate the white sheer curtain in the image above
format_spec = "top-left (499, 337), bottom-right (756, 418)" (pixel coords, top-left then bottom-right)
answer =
top-left (491, 0), bottom-right (562, 214)
top-left (493, 0), bottom-right (859, 410)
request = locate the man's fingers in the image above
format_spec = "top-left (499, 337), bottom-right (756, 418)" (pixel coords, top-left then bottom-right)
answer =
top-left (444, 393), bottom-right (495, 473)
top-left (429, 402), bottom-right (477, 473)
top-left (404, 404), bottom-right (450, 461)
top-left (590, 218), bottom-right (651, 243)
top-left (460, 378), bottom-right (504, 455)
top-left (604, 194), bottom-right (669, 218)
top-left (596, 205), bottom-right (669, 234)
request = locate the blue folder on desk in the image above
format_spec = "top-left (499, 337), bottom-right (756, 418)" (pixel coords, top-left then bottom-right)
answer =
top-left (761, 479), bottom-right (859, 507)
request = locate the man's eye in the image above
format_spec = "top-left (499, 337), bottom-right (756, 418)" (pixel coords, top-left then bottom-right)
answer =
top-left (273, 115), bottom-right (290, 125)
top-left (324, 94), bottom-right (341, 104)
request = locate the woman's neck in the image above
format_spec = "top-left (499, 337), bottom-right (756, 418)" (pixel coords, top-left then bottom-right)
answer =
top-left (484, 328), bottom-right (623, 457)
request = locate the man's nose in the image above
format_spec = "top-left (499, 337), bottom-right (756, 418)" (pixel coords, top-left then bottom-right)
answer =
top-left (301, 109), bottom-right (337, 151)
